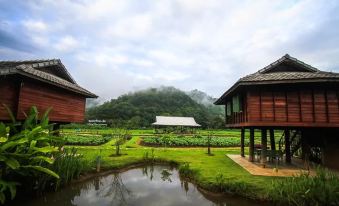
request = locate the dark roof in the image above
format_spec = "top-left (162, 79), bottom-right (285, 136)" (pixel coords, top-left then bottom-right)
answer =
top-left (215, 54), bottom-right (339, 105)
top-left (0, 59), bottom-right (97, 98)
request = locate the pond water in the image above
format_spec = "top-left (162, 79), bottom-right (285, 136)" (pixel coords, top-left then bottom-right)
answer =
top-left (10, 165), bottom-right (270, 206)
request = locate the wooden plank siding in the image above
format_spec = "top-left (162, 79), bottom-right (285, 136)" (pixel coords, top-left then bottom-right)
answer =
top-left (0, 78), bottom-right (19, 120)
top-left (17, 80), bottom-right (86, 123)
top-left (228, 88), bottom-right (339, 128)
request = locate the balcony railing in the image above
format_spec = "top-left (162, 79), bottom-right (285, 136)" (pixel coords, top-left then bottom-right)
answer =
top-left (226, 111), bottom-right (245, 125)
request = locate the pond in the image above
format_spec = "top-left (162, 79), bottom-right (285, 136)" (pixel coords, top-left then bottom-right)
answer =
top-left (10, 165), bottom-right (270, 206)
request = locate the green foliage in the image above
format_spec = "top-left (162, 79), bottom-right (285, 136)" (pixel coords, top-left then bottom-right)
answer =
top-left (143, 148), bottom-right (155, 163)
top-left (86, 87), bottom-right (224, 128)
top-left (142, 136), bottom-right (248, 147)
top-left (63, 134), bottom-right (112, 145)
top-left (268, 167), bottom-right (339, 206)
top-left (38, 147), bottom-right (90, 191)
top-left (61, 123), bottom-right (107, 130)
top-left (0, 106), bottom-right (59, 204)
top-left (112, 129), bottom-right (130, 156)
top-left (178, 162), bottom-right (199, 179)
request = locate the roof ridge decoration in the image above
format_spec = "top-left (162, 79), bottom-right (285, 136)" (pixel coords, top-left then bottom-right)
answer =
top-left (258, 54), bottom-right (319, 74)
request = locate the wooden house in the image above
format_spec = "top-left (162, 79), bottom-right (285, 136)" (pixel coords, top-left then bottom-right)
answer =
top-left (215, 54), bottom-right (339, 170)
top-left (0, 59), bottom-right (97, 124)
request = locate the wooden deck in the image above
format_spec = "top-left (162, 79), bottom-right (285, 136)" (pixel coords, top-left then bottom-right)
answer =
top-left (227, 154), bottom-right (316, 177)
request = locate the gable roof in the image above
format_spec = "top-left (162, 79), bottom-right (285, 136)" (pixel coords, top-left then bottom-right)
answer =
top-left (0, 59), bottom-right (97, 98)
top-left (152, 116), bottom-right (201, 127)
top-left (215, 54), bottom-right (339, 105)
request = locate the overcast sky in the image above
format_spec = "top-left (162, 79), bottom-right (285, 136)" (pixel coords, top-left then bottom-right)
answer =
top-left (1, 0), bottom-right (339, 100)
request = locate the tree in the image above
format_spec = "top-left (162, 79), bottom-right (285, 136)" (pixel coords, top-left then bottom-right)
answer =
top-left (112, 129), bottom-right (130, 156)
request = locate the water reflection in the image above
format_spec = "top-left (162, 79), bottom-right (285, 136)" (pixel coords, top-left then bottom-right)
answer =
top-left (10, 165), bottom-right (270, 206)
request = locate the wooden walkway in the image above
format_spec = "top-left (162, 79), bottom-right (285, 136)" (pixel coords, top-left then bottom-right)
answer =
top-left (227, 154), bottom-right (316, 177)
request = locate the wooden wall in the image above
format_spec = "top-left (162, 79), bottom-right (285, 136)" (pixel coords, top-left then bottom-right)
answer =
top-left (0, 78), bottom-right (19, 121)
top-left (17, 80), bottom-right (86, 123)
top-left (245, 88), bottom-right (339, 127)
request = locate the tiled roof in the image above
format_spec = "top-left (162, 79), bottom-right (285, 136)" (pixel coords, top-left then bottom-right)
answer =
top-left (240, 71), bottom-right (339, 82)
top-left (0, 59), bottom-right (97, 98)
top-left (215, 54), bottom-right (339, 104)
top-left (152, 116), bottom-right (201, 127)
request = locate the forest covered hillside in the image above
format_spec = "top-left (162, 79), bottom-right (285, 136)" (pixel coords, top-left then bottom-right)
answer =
top-left (86, 87), bottom-right (225, 128)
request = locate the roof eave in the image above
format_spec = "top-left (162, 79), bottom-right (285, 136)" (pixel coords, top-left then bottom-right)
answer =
top-left (214, 78), bottom-right (339, 105)
top-left (15, 71), bottom-right (98, 98)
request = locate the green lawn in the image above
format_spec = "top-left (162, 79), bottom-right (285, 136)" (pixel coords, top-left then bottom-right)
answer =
top-left (71, 130), bottom-right (285, 200)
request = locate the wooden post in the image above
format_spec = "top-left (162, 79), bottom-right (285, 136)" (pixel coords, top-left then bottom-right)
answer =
top-left (269, 129), bottom-right (276, 151)
top-left (261, 129), bottom-right (267, 165)
top-left (301, 131), bottom-right (310, 170)
top-left (241, 128), bottom-right (245, 157)
top-left (249, 128), bottom-right (255, 162)
top-left (285, 129), bottom-right (291, 163)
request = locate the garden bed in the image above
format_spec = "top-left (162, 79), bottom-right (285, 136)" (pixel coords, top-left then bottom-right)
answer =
top-left (63, 134), bottom-right (113, 146)
top-left (141, 136), bottom-right (249, 147)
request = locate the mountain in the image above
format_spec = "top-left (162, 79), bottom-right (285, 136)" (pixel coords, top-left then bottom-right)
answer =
top-left (187, 89), bottom-right (224, 117)
top-left (86, 86), bottom-right (225, 128)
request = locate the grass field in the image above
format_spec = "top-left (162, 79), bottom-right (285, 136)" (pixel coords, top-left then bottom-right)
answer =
top-left (66, 129), bottom-right (285, 200)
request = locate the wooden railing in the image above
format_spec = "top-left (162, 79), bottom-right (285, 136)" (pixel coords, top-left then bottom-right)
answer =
top-left (226, 112), bottom-right (245, 125)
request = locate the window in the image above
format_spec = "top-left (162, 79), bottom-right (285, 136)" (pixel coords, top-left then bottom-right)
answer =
top-left (226, 101), bottom-right (231, 116)
top-left (232, 95), bottom-right (242, 112)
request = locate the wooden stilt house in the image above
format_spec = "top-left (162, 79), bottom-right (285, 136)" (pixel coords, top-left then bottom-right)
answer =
top-left (215, 54), bottom-right (339, 170)
top-left (0, 59), bottom-right (97, 125)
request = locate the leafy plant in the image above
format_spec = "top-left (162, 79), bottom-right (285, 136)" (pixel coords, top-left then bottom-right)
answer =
top-left (63, 134), bottom-right (112, 145)
top-left (0, 106), bottom-right (60, 204)
top-left (142, 136), bottom-right (248, 147)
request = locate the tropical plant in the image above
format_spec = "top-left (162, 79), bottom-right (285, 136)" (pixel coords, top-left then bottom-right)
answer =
top-left (0, 106), bottom-right (60, 204)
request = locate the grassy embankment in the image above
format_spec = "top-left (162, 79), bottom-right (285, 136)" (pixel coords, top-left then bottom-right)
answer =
top-left (68, 129), bottom-right (282, 200)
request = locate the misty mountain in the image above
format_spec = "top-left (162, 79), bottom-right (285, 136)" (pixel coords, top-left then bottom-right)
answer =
top-left (187, 89), bottom-right (224, 117)
top-left (86, 86), bottom-right (225, 128)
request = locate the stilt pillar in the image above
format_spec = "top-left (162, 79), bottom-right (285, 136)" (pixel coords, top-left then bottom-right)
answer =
top-left (285, 129), bottom-right (291, 163)
top-left (269, 129), bottom-right (275, 151)
top-left (240, 128), bottom-right (245, 157)
top-left (249, 128), bottom-right (255, 162)
top-left (261, 129), bottom-right (267, 165)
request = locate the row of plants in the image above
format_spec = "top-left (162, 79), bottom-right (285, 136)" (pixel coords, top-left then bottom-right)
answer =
top-left (63, 134), bottom-right (113, 146)
top-left (0, 106), bottom-right (90, 204)
top-left (141, 135), bottom-right (249, 147)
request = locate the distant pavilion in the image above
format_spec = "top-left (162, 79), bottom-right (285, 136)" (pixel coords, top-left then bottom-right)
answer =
top-left (152, 116), bottom-right (201, 133)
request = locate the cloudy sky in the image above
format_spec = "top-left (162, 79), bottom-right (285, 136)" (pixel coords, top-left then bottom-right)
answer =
top-left (1, 0), bottom-right (339, 100)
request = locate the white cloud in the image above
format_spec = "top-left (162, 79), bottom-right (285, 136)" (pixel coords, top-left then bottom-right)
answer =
top-left (54, 35), bottom-right (79, 52)
top-left (2, 0), bottom-right (339, 100)
top-left (22, 19), bottom-right (48, 32)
